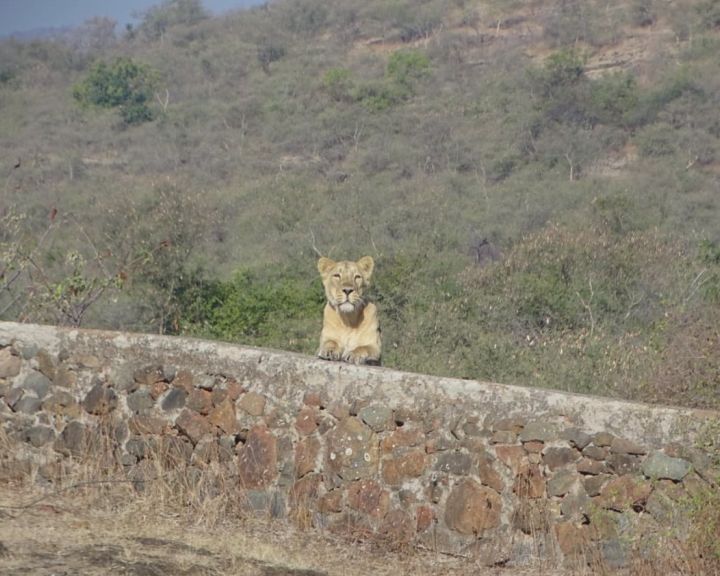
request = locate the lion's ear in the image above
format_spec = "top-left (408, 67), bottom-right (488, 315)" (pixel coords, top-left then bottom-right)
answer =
top-left (317, 257), bottom-right (336, 276)
top-left (357, 256), bottom-right (374, 279)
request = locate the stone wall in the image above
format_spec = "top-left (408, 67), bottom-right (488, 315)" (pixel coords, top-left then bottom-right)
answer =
top-left (1, 322), bottom-right (718, 569)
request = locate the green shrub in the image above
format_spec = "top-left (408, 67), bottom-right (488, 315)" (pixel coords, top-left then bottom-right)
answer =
top-left (635, 123), bottom-right (677, 157)
top-left (386, 50), bottom-right (430, 86)
top-left (589, 72), bottom-right (639, 126)
top-left (323, 67), bottom-right (354, 101)
top-left (72, 57), bottom-right (158, 125)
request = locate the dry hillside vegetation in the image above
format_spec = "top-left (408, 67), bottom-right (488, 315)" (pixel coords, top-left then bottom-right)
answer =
top-left (1, 0), bottom-right (720, 408)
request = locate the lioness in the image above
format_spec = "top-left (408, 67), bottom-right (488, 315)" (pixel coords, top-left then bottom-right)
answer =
top-left (316, 256), bottom-right (381, 365)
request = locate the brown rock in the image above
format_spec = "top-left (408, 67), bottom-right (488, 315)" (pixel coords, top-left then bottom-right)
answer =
top-left (478, 454), bottom-right (504, 493)
top-left (543, 447), bottom-right (580, 470)
top-left (295, 436), bottom-right (320, 478)
top-left (347, 479), bottom-right (389, 518)
top-left (598, 475), bottom-right (652, 511)
top-left (0, 349), bottom-right (21, 379)
top-left (608, 453), bottom-right (641, 475)
top-left (495, 444), bottom-right (526, 475)
top-left (302, 390), bottom-right (325, 407)
top-left (238, 391), bottom-right (266, 416)
top-left (295, 406), bottom-right (319, 436)
top-left (416, 505), bottom-right (434, 532)
top-left (53, 366), bottom-right (77, 388)
top-left (83, 382), bottom-right (118, 415)
top-left (555, 522), bottom-right (591, 557)
top-left (576, 458), bottom-right (609, 475)
top-left (582, 445), bottom-right (608, 460)
top-left (75, 354), bottom-right (101, 369)
top-left (513, 499), bottom-right (551, 535)
top-left (523, 440), bottom-right (544, 453)
top-left (513, 463), bottom-right (545, 499)
top-left (290, 473), bottom-right (322, 510)
top-left (175, 409), bottom-right (216, 444)
top-left (237, 425), bottom-right (277, 488)
top-left (225, 378), bottom-right (243, 400)
top-left (493, 417), bottom-right (524, 433)
top-left (319, 489), bottom-right (343, 513)
top-left (379, 510), bottom-right (415, 546)
top-left (42, 391), bottom-right (80, 417)
top-left (594, 432), bottom-right (614, 447)
top-left (382, 450), bottom-right (426, 485)
top-left (129, 415), bottom-right (168, 435)
top-left (187, 389), bottom-right (213, 415)
top-left (380, 426), bottom-right (424, 453)
top-left (36, 350), bottom-right (56, 380)
top-left (445, 479), bottom-right (501, 535)
top-left (149, 381), bottom-right (169, 400)
top-left (208, 399), bottom-right (238, 434)
top-left (490, 430), bottom-right (517, 444)
top-left (584, 474), bottom-right (611, 497)
top-left (610, 437), bottom-right (647, 455)
top-left (133, 365), bottom-right (165, 386)
top-left (172, 369), bottom-right (194, 393)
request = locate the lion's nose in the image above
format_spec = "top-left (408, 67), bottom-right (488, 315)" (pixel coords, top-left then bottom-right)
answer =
top-left (342, 287), bottom-right (354, 296)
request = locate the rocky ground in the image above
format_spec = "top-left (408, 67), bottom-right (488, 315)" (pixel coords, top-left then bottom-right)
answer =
top-left (0, 485), bottom-right (569, 576)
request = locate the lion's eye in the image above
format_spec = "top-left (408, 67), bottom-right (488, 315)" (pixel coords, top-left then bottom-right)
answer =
top-left (333, 273), bottom-right (341, 279)
top-left (354, 275), bottom-right (362, 281)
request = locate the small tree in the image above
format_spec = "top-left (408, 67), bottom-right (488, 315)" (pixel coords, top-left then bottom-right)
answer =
top-left (73, 57), bottom-right (159, 125)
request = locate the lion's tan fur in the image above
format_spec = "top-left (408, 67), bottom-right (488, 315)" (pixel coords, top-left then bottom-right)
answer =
top-left (316, 256), bottom-right (381, 365)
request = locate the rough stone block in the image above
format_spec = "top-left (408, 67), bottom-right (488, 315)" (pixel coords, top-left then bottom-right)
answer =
top-left (295, 406), bottom-right (319, 436)
top-left (598, 475), bottom-right (652, 511)
top-left (208, 399), bottom-right (238, 435)
top-left (445, 479), bottom-right (501, 535)
top-left (0, 348), bottom-right (21, 379)
top-left (186, 388), bottom-right (212, 414)
top-left (382, 450), bottom-right (426, 485)
top-left (238, 391), bottom-right (266, 416)
top-left (347, 479), bottom-right (389, 518)
top-left (175, 409), bottom-right (215, 444)
top-left (641, 451), bottom-right (692, 481)
top-left (161, 388), bottom-right (187, 412)
top-left (237, 425), bottom-right (277, 488)
top-left (326, 417), bottom-right (379, 481)
top-left (83, 382), bottom-right (118, 415)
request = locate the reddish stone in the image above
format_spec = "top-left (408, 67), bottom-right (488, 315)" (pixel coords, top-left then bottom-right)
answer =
top-left (237, 425), bottom-right (277, 488)
top-left (416, 505), bottom-right (434, 532)
top-left (295, 406), bottom-right (319, 436)
top-left (523, 440), bottom-right (544, 453)
top-left (238, 391), bottom-right (266, 416)
top-left (225, 379), bottom-right (243, 401)
top-left (493, 417), bottom-right (524, 433)
top-left (491, 430), bottom-right (517, 444)
top-left (513, 463), bottom-right (545, 499)
top-left (593, 432), bottom-right (614, 447)
top-left (133, 365), bottom-right (165, 386)
top-left (175, 409), bottom-right (216, 444)
top-left (318, 489), bottom-right (343, 513)
top-left (379, 510), bottom-right (415, 546)
top-left (187, 389), bottom-right (213, 415)
top-left (381, 426), bottom-right (424, 453)
top-left (577, 458), bottom-right (609, 475)
top-left (381, 450), bottom-right (426, 485)
top-left (328, 402), bottom-right (350, 420)
top-left (347, 480), bottom-right (389, 518)
top-left (582, 445), bottom-right (608, 460)
top-left (445, 479), bottom-right (501, 535)
top-left (513, 499), bottom-right (551, 535)
top-left (543, 447), bottom-right (580, 470)
top-left (303, 391), bottom-right (324, 407)
top-left (129, 415), bottom-right (168, 436)
top-left (478, 454), bottom-right (504, 493)
top-left (149, 381), bottom-right (169, 400)
top-left (555, 522), bottom-right (591, 557)
top-left (291, 473), bottom-right (322, 506)
top-left (207, 399), bottom-right (238, 434)
top-left (295, 436), bottom-right (320, 478)
top-left (598, 475), bottom-right (652, 511)
top-left (495, 444), bottom-right (526, 475)
top-left (172, 370), bottom-right (194, 393)
top-left (211, 387), bottom-right (228, 406)
top-left (0, 348), bottom-right (21, 378)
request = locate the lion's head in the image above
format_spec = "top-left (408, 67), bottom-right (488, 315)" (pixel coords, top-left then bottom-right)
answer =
top-left (317, 256), bottom-right (374, 315)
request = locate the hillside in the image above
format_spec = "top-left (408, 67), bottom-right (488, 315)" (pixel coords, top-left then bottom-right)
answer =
top-left (1, 0), bottom-right (719, 409)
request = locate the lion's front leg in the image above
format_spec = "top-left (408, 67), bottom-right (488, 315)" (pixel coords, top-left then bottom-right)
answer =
top-left (343, 345), bottom-right (381, 366)
top-left (318, 339), bottom-right (342, 361)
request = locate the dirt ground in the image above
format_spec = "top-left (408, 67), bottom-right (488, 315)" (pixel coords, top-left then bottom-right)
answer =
top-left (0, 485), bottom-right (565, 576)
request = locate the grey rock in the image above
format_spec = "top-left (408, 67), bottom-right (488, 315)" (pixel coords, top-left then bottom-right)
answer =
top-left (54, 421), bottom-right (87, 457)
top-left (600, 539), bottom-right (629, 569)
top-left (641, 451), bottom-right (692, 481)
top-left (126, 437), bottom-right (158, 460)
top-left (559, 481), bottom-right (590, 519)
top-left (434, 451), bottom-right (473, 475)
top-left (21, 371), bottom-right (52, 399)
top-left (519, 421), bottom-right (556, 442)
top-left (547, 469), bottom-right (576, 497)
top-left (24, 425), bottom-right (55, 447)
top-left (18, 342), bottom-right (39, 360)
top-left (359, 405), bottom-right (394, 432)
top-left (13, 396), bottom-right (42, 414)
top-left (127, 389), bottom-right (155, 414)
top-left (562, 427), bottom-right (592, 450)
top-left (82, 382), bottom-right (118, 415)
top-left (608, 453), bottom-right (641, 475)
top-left (161, 387), bottom-right (187, 412)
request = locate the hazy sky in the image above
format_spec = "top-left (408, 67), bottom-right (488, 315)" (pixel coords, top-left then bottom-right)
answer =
top-left (0, 0), bottom-right (264, 37)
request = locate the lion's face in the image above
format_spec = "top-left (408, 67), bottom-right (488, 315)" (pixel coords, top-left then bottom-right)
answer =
top-left (318, 256), bottom-right (374, 315)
